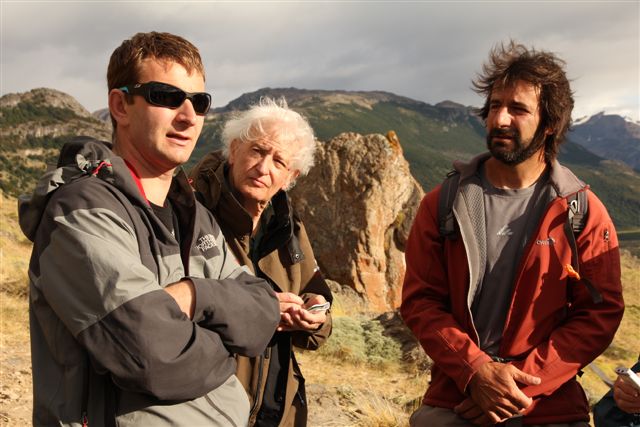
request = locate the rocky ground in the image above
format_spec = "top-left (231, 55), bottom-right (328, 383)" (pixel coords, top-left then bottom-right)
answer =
top-left (0, 351), bottom-right (31, 426)
top-left (0, 295), bottom-right (31, 426)
top-left (0, 292), bottom-right (427, 427)
top-left (0, 336), bottom-right (422, 427)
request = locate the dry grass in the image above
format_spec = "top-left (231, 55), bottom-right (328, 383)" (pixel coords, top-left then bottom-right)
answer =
top-left (0, 192), bottom-right (31, 341)
top-left (298, 349), bottom-right (428, 427)
top-left (0, 192), bottom-right (31, 297)
top-left (0, 193), bottom-right (33, 425)
top-left (298, 288), bottom-right (429, 426)
top-left (0, 291), bottom-right (32, 425)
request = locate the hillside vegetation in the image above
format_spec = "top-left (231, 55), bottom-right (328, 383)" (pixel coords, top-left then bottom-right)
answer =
top-left (196, 88), bottom-right (640, 230)
top-left (2, 86), bottom-right (640, 229)
top-left (0, 88), bottom-right (110, 198)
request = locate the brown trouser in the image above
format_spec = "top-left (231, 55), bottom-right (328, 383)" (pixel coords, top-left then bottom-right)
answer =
top-left (409, 405), bottom-right (590, 427)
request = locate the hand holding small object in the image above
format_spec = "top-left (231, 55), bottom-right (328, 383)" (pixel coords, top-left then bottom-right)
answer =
top-left (276, 293), bottom-right (328, 332)
top-left (613, 367), bottom-right (640, 414)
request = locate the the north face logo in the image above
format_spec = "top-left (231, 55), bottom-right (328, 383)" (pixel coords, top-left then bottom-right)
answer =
top-left (195, 234), bottom-right (217, 252)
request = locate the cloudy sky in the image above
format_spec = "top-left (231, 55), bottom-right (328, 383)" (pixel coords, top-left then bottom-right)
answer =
top-left (2, 1), bottom-right (638, 121)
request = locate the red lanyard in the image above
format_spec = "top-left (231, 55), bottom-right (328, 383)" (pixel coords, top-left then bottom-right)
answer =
top-left (123, 159), bottom-right (150, 206)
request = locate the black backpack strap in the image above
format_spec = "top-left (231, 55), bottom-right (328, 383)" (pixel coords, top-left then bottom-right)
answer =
top-left (568, 189), bottom-right (588, 235)
top-left (438, 170), bottom-right (460, 239)
top-left (565, 190), bottom-right (602, 304)
top-left (565, 192), bottom-right (584, 269)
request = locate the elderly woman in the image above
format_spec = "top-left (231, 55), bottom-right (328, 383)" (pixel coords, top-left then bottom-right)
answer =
top-left (189, 97), bottom-right (332, 427)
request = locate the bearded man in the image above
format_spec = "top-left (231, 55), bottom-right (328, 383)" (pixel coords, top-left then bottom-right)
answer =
top-left (401, 41), bottom-right (624, 426)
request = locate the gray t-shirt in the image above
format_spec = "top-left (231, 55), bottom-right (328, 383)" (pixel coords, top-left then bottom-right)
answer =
top-left (471, 165), bottom-right (551, 356)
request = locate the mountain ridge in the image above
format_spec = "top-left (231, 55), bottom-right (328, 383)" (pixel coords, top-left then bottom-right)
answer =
top-left (569, 112), bottom-right (640, 170)
top-left (0, 88), bottom-right (111, 198)
top-left (2, 86), bottom-right (639, 228)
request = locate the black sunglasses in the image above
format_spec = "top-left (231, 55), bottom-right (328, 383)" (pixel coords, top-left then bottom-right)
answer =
top-left (119, 81), bottom-right (212, 115)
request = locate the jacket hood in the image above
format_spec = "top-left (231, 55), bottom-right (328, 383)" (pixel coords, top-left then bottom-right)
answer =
top-left (18, 136), bottom-right (147, 241)
top-left (453, 152), bottom-right (586, 198)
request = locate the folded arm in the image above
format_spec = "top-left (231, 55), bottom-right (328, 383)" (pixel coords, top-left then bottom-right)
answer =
top-left (37, 185), bottom-right (276, 400)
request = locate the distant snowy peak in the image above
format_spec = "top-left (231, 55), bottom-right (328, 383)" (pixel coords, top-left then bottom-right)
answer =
top-left (571, 112), bottom-right (640, 170)
top-left (574, 112), bottom-right (640, 127)
top-left (573, 115), bottom-right (591, 126)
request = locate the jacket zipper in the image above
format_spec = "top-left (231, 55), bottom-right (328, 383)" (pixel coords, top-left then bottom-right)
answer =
top-left (249, 347), bottom-right (269, 418)
top-left (498, 198), bottom-right (560, 354)
top-left (499, 202), bottom-right (550, 354)
top-left (453, 205), bottom-right (481, 344)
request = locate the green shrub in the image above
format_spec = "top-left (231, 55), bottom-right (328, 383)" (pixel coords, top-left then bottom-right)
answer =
top-left (0, 105), bottom-right (76, 126)
top-left (362, 320), bottom-right (402, 365)
top-left (319, 316), bottom-right (402, 366)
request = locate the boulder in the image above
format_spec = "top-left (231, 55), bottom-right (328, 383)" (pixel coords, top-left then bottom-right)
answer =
top-left (290, 132), bottom-right (424, 312)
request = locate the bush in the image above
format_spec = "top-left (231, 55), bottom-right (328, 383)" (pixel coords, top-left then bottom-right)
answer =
top-left (362, 320), bottom-right (403, 365)
top-left (319, 316), bottom-right (402, 366)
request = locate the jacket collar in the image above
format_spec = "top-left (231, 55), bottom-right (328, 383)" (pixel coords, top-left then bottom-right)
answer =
top-left (453, 151), bottom-right (586, 198)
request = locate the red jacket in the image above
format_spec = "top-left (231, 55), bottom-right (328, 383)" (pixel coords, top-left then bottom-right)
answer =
top-left (400, 154), bottom-right (624, 424)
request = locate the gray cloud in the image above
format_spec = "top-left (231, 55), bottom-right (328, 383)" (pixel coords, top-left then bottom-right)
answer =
top-left (2, 1), bottom-right (638, 120)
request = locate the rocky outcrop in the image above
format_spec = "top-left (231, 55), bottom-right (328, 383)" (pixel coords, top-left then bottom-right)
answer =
top-left (0, 88), bottom-right (112, 198)
top-left (290, 132), bottom-right (424, 312)
top-left (0, 88), bottom-right (111, 142)
top-left (0, 88), bottom-right (90, 115)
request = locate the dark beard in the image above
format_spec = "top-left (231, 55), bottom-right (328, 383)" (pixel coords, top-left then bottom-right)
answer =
top-left (486, 127), bottom-right (546, 165)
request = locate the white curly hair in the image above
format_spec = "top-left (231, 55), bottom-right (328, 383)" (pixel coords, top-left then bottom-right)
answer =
top-left (221, 96), bottom-right (317, 177)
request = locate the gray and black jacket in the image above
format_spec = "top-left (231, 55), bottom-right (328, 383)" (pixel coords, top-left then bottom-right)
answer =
top-left (19, 137), bottom-right (281, 427)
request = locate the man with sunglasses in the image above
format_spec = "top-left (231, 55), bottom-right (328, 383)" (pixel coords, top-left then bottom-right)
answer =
top-left (20, 32), bottom-right (280, 427)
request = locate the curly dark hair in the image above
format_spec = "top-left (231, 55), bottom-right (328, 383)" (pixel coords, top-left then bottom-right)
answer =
top-left (473, 40), bottom-right (574, 162)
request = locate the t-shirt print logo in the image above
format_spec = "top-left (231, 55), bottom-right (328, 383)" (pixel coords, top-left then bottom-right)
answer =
top-left (195, 234), bottom-right (217, 252)
top-left (497, 225), bottom-right (513, 237)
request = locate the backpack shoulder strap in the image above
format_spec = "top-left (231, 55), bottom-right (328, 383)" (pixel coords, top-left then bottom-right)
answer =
top-left (568, 189), bottom-right (588, 235)
top-left (438, 170), bottom-right (460, 239)
top-left (565, 190), bottom-right (589, 266)
top-left (565, 190), bottom-right (589, 264)
top-left (567, 190), bottom-right (589, 236)
top-left (564, 190), bottom-right (602, 304)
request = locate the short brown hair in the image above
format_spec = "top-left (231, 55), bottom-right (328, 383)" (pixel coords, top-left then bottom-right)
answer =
top-left (473, 40), bottom-right (574, 162)
top-left (107, 32), bottom-right (205, 130)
